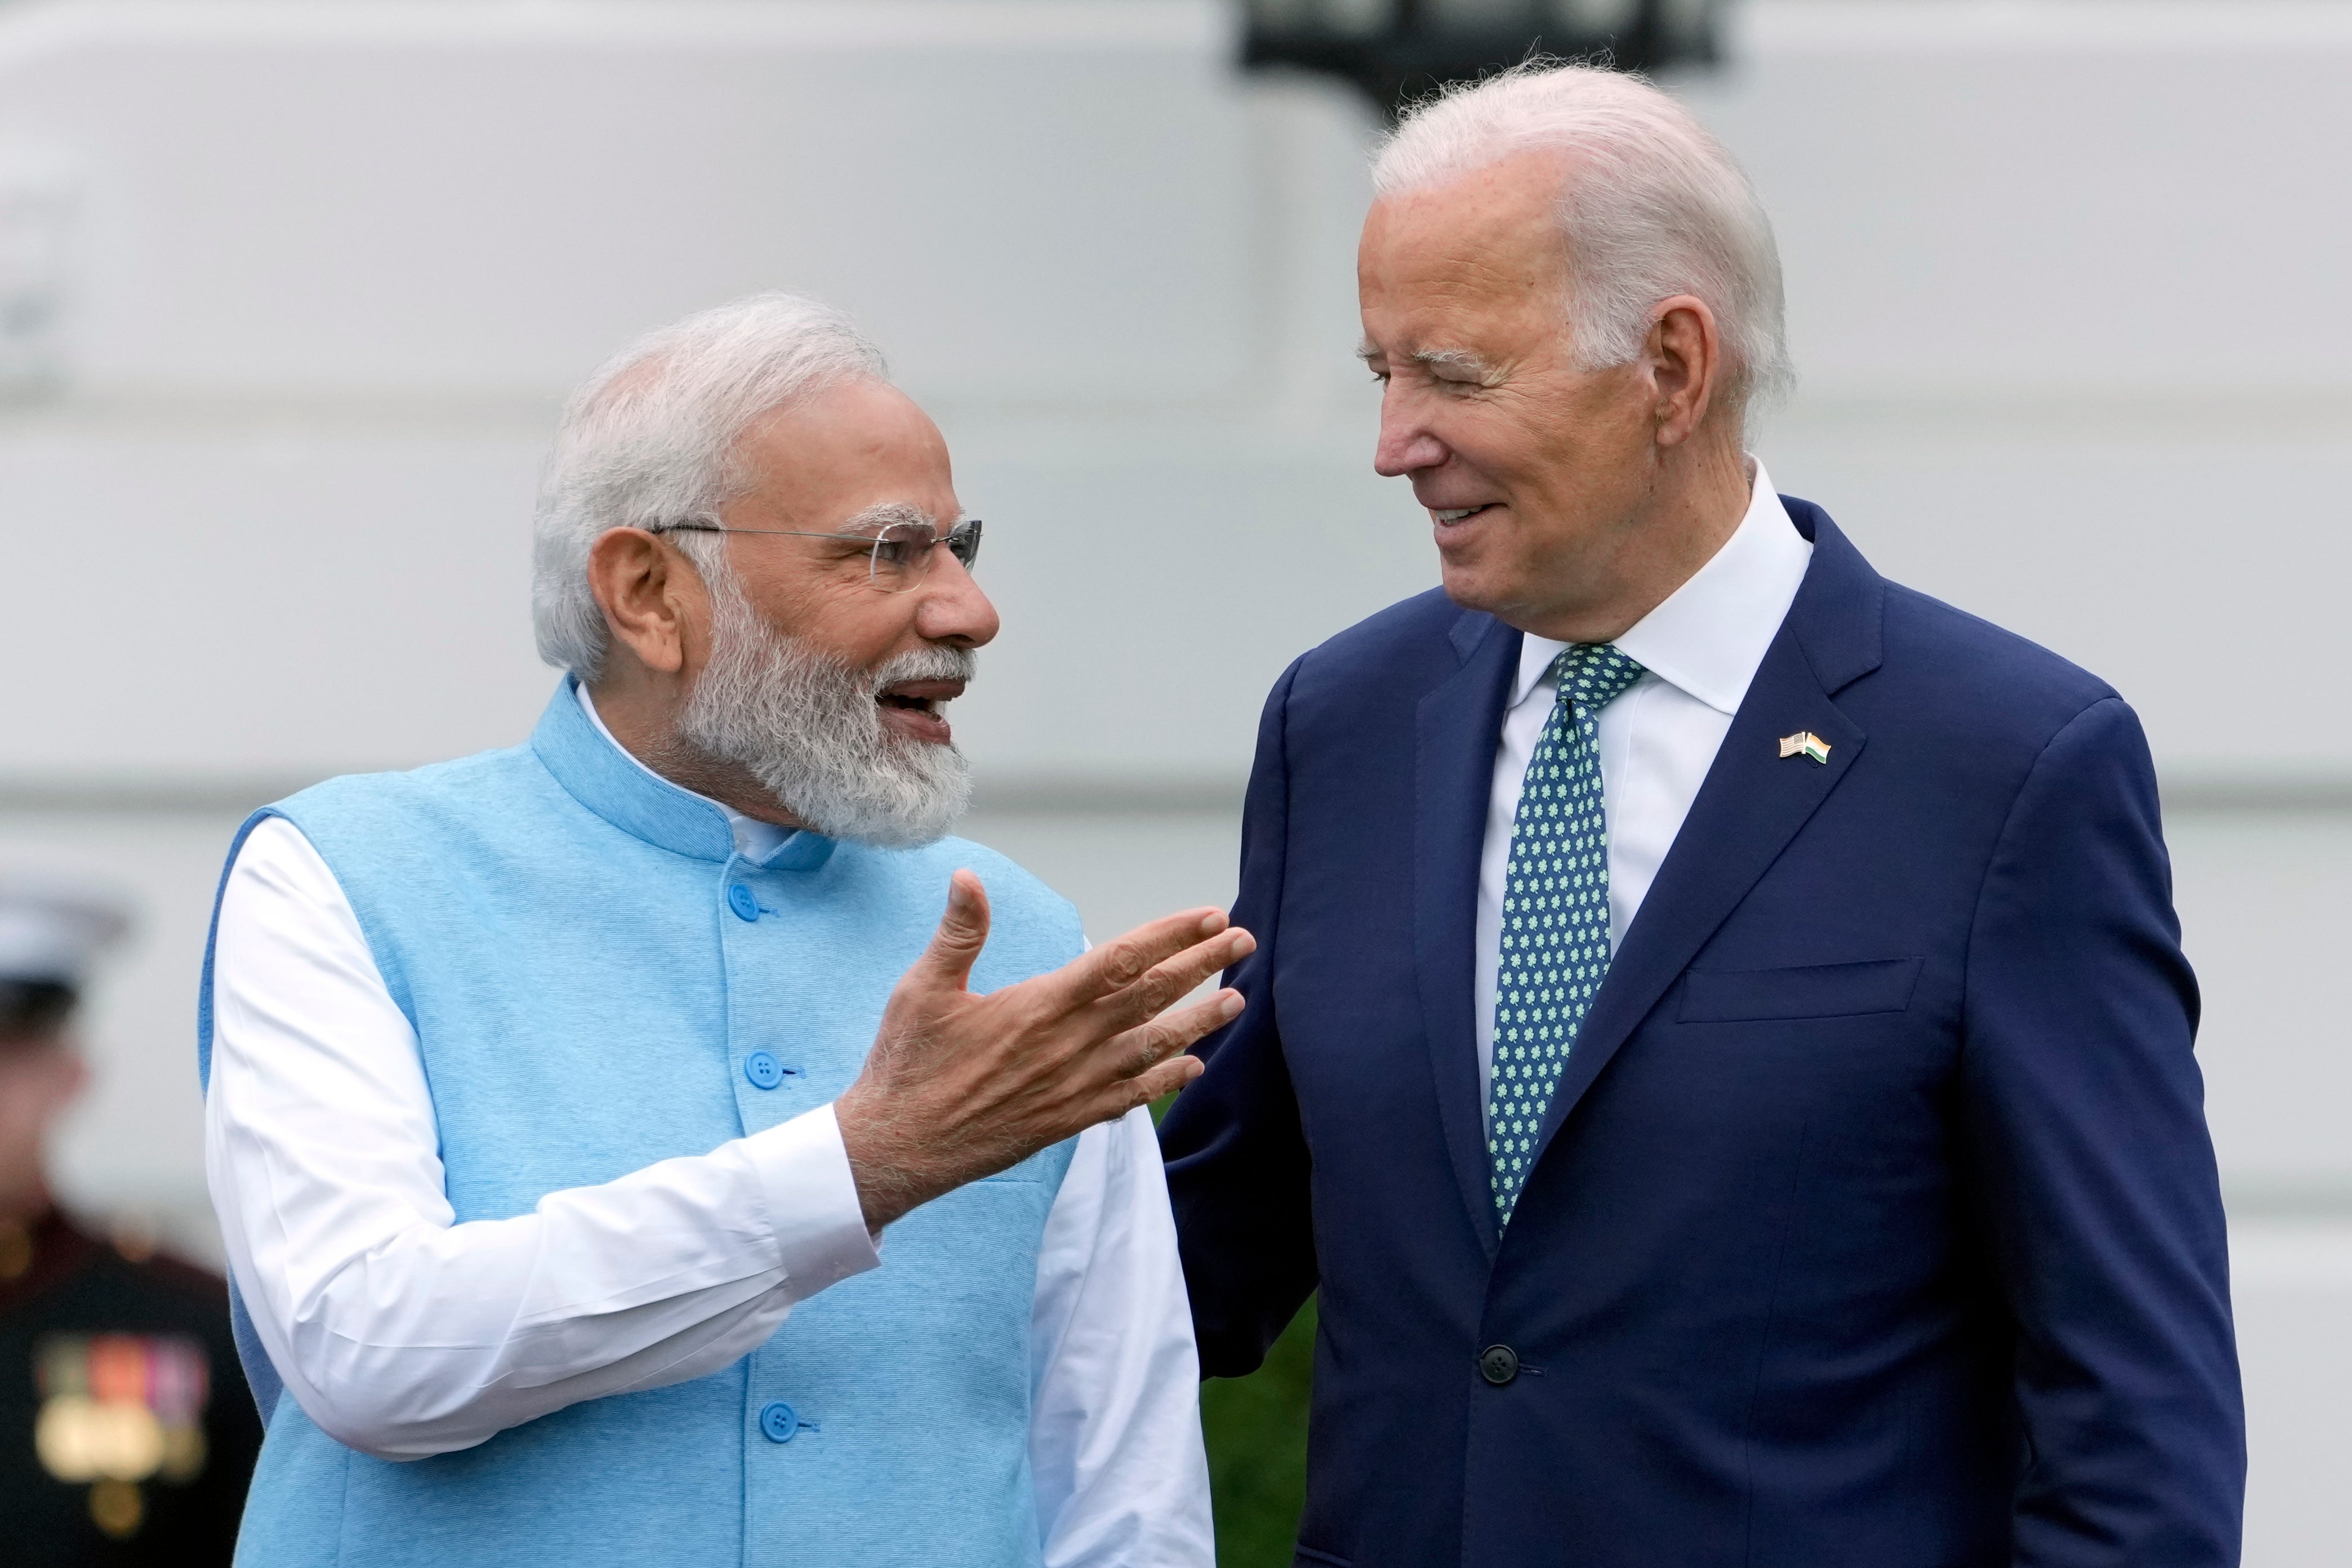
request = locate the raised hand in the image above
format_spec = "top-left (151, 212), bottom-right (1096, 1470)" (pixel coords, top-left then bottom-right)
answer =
top-left (834, 870), bottom-right (1252, 1231)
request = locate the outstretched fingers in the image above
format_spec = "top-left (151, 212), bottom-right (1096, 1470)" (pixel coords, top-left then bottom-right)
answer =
top-left (911, 870), bottom-right (993, 994)
top-left (1091, 925), bottom-right (1256, 1034)
top-left (1110, 987), bottom-right (1245, 1081)
top-left (1052, 908), bottom-right (1231, 1009)
top-left (1132, 1050), bottom-right (1207, 1105)
top-left (1073, 1021), bottom-right (1222, 1130)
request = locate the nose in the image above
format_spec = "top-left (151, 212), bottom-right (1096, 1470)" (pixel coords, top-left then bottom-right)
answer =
top-left (912, 549), bottom-right (1000, 648)
top-left (1374, 385), bottom-right (1448, 478)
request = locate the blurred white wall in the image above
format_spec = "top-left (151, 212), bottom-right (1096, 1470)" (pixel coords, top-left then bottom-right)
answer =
top-left (1, 1), bottom-right (2345, 1557)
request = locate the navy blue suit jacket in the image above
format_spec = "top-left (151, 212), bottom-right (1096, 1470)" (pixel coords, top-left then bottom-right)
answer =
top-left (1161, 501), bottom-right (2242, 1567)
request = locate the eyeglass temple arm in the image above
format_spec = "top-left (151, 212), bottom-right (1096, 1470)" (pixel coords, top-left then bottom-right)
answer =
top-left (647, 517), bottom-right (977, 549)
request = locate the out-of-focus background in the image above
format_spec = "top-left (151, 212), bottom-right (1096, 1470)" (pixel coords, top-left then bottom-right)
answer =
top-left (1, 0), bottom-right (2345, 1560)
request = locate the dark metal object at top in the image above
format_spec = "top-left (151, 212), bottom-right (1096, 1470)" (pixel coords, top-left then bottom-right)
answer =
top-left (1242, 0), bottom-right (1730, 120)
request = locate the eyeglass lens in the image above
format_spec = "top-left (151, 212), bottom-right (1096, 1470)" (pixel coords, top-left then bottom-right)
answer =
top-left (868, 520), bottom-right (981, 593)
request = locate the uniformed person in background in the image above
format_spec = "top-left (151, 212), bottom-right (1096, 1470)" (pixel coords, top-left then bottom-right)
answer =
top-left (0, 874), bottom-right (260, 1563)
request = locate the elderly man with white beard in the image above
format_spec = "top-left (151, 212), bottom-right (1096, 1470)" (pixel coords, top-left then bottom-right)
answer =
top-left (198, 294), bottom-right (1238, 1568)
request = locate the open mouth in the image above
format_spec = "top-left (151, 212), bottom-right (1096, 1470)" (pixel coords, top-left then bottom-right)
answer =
top-left (875, 679), bottom-right (964, 744)
top-left (1431, 504), bottom-right (1499, 524)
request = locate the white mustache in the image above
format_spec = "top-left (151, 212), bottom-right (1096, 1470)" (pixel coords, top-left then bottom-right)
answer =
top-left (859, 644), bottom-right (977, 698)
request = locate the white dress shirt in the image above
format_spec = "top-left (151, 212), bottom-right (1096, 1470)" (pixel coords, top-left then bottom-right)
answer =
top-left (1473, 463), bottom-right (1814, 1108)
top-left (203, 696), bottom-right (1212, 1567)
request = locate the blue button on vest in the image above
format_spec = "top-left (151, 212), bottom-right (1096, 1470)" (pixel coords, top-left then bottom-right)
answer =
top-left (198, 680), bottom-right (1084, 1568)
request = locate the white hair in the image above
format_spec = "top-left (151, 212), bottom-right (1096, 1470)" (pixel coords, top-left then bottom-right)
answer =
top-left (1373, 61), bottom-right (1792, 422)
top-left (676, 576), bottom-right (974, 848)
top-left (532, 292), bottom-right (888, 679)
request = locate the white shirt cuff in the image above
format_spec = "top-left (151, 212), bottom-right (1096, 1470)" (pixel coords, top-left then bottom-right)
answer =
top-left (744, 1102), bottom-right (882, 1300)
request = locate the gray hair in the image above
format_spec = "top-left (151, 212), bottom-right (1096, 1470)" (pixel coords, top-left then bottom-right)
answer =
top-left (531, 292), bottom-right (888, 679)
top-left (1372, 61), bottom-right (1792, 424)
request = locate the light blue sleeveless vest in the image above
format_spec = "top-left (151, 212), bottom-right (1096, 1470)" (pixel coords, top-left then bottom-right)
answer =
top-left (197, 680), bottom-right (1084, 1567)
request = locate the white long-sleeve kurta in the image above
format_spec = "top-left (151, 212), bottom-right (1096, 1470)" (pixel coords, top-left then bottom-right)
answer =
top-left (204, 746), bottom-right (1212, 1566)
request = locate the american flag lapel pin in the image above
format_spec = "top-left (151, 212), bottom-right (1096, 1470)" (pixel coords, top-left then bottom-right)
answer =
top-left (1778, 731), bottom-right (1831, 764)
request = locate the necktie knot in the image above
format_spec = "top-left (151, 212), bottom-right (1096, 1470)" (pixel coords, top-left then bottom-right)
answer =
top-left (1553, 643), bottom-right (1646, 714)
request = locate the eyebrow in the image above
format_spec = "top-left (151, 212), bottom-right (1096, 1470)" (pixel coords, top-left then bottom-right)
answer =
top-left (1411, 348), bottom-right (1491, 374)
top-left (1355, 342), bottom-right (1494, 376)
top-left (837, 501), bottom-right (939, 535)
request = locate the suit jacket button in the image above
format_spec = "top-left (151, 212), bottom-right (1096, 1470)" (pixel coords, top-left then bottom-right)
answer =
top-left (1478, 1344), bottom-right (1519, 1386)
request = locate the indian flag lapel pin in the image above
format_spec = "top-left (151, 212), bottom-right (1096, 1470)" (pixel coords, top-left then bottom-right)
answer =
top-left (1778, 731), bottom-right (1832, 765)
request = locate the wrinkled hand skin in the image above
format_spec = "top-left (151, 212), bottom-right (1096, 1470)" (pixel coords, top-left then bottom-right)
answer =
top-left (835, 869), bottom-right (1252, 1232)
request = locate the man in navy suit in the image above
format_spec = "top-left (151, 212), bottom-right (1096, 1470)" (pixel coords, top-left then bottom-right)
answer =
top-left (1160, 61), bottom-right (2242, 1567)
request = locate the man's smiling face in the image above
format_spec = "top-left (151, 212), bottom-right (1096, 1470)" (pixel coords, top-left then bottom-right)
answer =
top-left (1358, 148), bottom-right (1663, 634)
top-left (715, 377), bottom-right (995, 749)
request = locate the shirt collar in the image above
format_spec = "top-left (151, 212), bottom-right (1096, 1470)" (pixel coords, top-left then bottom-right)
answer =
top-left (1511, 459), bottom-right (1814, 717)
top-left (528, 675), bottom-right (835, 870)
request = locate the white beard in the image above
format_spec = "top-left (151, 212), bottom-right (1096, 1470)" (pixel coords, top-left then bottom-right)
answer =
top-left (678, 571), bottom-right (974, 848)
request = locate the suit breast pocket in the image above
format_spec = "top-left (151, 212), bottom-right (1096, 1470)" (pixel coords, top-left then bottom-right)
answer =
top-left (1678, 957), bottom-right (1925, 1023)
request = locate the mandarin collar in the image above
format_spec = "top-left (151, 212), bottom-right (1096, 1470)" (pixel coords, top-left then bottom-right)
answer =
top-left (1509, 460), bottom-right (1814, 716)
top-left (529, 676), bottom-right (838, 870)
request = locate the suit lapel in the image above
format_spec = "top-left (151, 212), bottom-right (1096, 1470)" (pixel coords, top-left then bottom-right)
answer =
top-left (1414, 611), bottom-right (1521, 1258)
top-left (1527, 505), bottom-right (1887, 1165)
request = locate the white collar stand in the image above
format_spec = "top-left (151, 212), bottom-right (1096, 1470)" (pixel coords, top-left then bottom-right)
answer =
top-left (1509, 458), bottom-right (1813, 718)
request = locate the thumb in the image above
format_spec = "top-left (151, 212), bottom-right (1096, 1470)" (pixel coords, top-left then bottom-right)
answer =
top-left (914, 869), bottom-right (991, 993)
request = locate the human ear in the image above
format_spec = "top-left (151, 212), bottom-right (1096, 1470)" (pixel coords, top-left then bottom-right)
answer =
top-left (587, 528), bottom-right (700, 676)
top-left (1646, 296), bottom-right (1721, 449)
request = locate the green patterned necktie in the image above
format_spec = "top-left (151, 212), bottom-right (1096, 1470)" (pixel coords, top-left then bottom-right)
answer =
top-left (1488, 642), bottom-right (1647, 1224)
